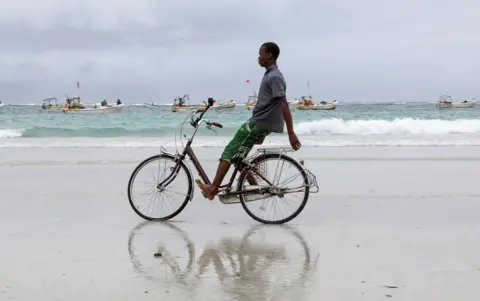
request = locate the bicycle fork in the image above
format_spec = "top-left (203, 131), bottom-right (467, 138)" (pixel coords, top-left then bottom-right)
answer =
top-left (156, 162), bottom-right (182, 191)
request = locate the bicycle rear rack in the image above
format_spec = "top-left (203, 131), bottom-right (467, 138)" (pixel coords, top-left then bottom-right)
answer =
top-left (304, 167), bottom-right (319, 193)
top-left (254, 146), bottom-right (295, 156)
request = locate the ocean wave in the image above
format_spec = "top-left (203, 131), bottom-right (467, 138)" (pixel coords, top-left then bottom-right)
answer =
top-left (295, 118), bottom-right (480, 135)
top-left (2, 118), bottom-right (480, 138)
top-left (0, 129), bottom-right (24, 138)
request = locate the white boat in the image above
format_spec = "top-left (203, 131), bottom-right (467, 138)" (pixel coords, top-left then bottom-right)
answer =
top-left (288, 99), bottom-right (299, 111)
top-left (246, 94), bottom-right (257, 111)
top-left (43, 97), bottom-right (124, 113)
top-left (203, 99), bottom-right (236, 110)
top-left (436, 95), bottom-right (476, 108)
top-left (171, 94), bottom-right (203, 112)
top-left (63, 103), bottom-right (125, 114)
top-left (296, 96), bottom-right (337, 110)
top-left (41, 97), bottom-right (63, 111)
top-left (143, 103), bottom-right (163, 108)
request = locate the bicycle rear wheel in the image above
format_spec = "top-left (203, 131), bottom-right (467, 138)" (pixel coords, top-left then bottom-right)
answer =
top-left (128, 154), bottom-right (193, 221)
top-left (237, 153), bottom-right (310, 224)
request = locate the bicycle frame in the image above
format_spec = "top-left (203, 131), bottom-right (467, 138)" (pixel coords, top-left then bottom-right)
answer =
top-left (156, 108), bottom-right (274, 199)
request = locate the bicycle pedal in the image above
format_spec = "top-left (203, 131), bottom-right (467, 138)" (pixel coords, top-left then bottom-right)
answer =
top-left (217, 192), bottom-right (240, 204)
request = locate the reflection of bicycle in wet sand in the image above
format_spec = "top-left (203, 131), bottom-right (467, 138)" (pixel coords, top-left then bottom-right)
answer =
top-left (128, 221), bottom-right (319, 300)
top-left (127, 98), bottom-right (319, 224)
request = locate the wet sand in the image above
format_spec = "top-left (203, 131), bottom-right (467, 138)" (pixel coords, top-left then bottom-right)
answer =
top-left (1, 146), bottom-right (480, 300)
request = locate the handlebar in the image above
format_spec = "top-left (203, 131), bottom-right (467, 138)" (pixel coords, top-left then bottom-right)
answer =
top-left (190, 98), bottom-right (222, 129)
top-left (206, 121), bottom-right (223, 128)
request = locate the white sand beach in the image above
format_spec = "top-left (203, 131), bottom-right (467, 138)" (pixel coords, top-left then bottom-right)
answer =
top-left (1, 146), bottom-right (480, 300)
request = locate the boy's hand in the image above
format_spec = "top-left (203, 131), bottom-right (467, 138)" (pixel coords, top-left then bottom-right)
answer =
top-left (288, 132), bottom-right (301, 151)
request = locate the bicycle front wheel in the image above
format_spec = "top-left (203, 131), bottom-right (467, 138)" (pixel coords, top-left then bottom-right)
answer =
top-left (128, 154), bottom-right (193, 221)
top-left (237, 153), bottom-right (310, 224)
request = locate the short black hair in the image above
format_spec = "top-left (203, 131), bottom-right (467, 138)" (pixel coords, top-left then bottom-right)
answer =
top-left (261, 42), bottom-right (280, 60)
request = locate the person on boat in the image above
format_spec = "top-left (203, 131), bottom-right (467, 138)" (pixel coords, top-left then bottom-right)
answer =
top-left (195, 42), bottom-right (301, 200)
top-left (101, 99), bottom-right (108, 106)
top-left (116, 99), bottom-right (122, 105)
top-left (179, 97), bottom-right (185, 107)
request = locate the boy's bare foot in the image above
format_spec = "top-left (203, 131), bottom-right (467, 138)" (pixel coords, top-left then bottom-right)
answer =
top-left (195, 179), bottom-right (217, 201)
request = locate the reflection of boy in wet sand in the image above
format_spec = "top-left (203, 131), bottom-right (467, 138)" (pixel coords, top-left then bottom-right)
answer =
top-left (196, 238), bottom-right (287, 300)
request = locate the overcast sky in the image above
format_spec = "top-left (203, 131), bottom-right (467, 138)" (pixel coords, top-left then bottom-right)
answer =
top-left (1, 0), bottom-right (479, 104)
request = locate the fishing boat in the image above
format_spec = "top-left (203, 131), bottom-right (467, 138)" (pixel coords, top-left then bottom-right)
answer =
top-left (288, 99), bottom-right (299, 111)
top-left (246, 94), bottom-right (297, 111)
top-left (64, 98), bottom-right (124, 113)
top-left (203, 99), bottom-right (236, 110)
top-left (41, 97), bottom-right (63, 110)
top-left (43, 96), bottom-right (124, 113)
top-left (246, 94), bottom-right (257, 111)
top-left (296, 96), bottom-right (337, 110)
top-left (436, 95), bottom-right (476, 108)
top-left (62, 103), bottom-right (124, 114)
top-left (143, 102), bottom-right (163, 107)
top-left (67, 103), bottom-right (124, 114)
top-left (171, 94), bottom-right (203, 112)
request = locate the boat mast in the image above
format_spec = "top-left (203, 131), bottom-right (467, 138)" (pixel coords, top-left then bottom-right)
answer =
top-left (307, 80), bottom-right (313, 100)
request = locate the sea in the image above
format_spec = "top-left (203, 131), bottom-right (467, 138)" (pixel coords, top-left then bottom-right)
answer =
top-left (1, 102), bottom-right (480, 148)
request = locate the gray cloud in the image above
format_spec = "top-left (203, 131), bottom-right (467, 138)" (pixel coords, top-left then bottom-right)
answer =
top-left (1, 0), bottom-right (479, 103)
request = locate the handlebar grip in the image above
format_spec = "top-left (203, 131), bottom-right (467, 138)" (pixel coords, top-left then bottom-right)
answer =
top-left (211, 122), bottom-right (223, 128)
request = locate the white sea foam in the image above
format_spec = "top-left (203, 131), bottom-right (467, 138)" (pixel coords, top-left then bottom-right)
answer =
top-left (0, 129), bottom-right (24, 138)
top-left (2, 135), bottom-right (480, 148)
top-left (294, 118), bottom-right (480, 135)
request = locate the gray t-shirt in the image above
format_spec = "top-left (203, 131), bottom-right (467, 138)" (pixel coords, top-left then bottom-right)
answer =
top-left (250, 64), bottom-right (287, 133)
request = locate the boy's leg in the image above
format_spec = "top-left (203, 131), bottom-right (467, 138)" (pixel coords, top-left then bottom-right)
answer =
top-left (245, 136), bottom-right (268, 185)
top-left (196, 122), bottom-right (249, 200)
top-left (196, 121), bottom-right (268, 200)
top-left (195, 160), bottom-right (231, 200)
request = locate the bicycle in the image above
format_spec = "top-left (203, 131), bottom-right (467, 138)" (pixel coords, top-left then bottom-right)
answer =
top-left (127, 98), bottom-right (319, 224)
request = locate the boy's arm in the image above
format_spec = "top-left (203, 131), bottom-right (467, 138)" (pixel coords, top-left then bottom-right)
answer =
top-left (280, 97), bottom-right (294, 134)
top-left (270, 75), bottom-right (301, 150)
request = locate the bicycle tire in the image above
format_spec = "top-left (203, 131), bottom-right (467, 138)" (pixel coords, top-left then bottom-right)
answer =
top-left (237, 153), bottom-right (310, 224)
top-left (127, 154), bottom-right (193, 221)
top-left (128, 221), bottom-right (196, 284)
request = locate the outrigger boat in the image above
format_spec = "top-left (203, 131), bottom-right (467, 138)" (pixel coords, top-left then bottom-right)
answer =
top-left (143, 102), bottom-right (163, 107)
top-left (171, 94), bottom-right (203, 112)
top-left (436, 94), bottom-right (476, 108)
top-left (246, 94), bottom-right (257, 111)
top-left (296, 96), bottom-right (337, 110)
top-left (287, 99), bottom-right (299, 111)
top-left (246, 90), bottom-right (297, 111)
top-left (42, 96), bottom-right (124, 113)
top-left (41, 97), bottom-right (62, 110)
top-left (203, 99), bottom-right (236, 110)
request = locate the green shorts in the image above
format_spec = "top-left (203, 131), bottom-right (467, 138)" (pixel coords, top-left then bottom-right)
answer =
top-left (221, 120), bottom-right (270, 164)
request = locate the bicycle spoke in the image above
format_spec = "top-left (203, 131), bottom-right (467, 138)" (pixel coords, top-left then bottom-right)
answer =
top-left (128, 155), bottom-right (192, 221)
top-left (239, 155), bottom-right (310, 224)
